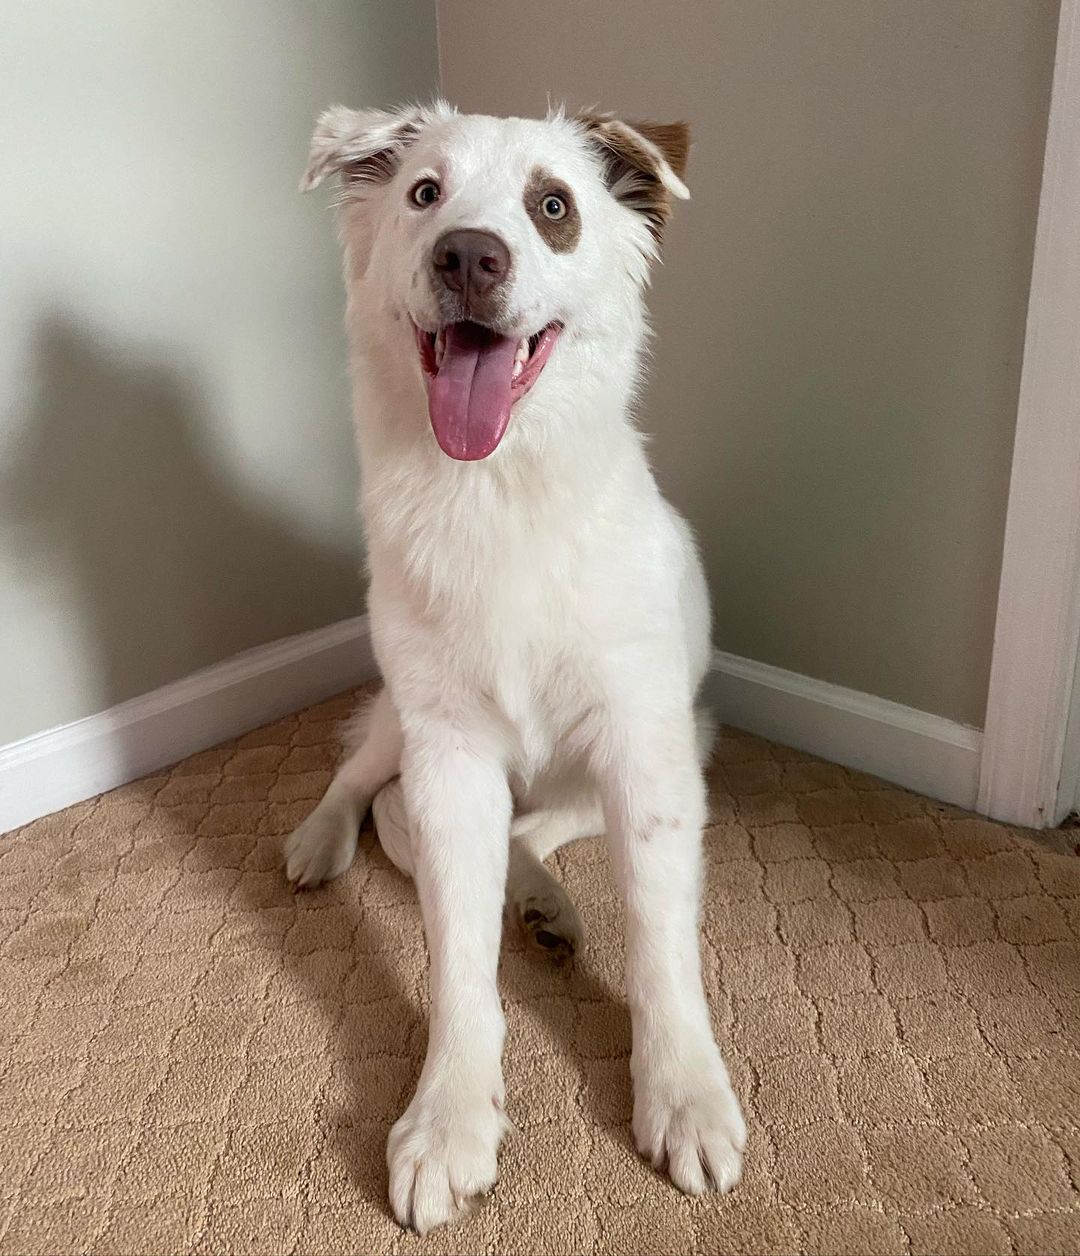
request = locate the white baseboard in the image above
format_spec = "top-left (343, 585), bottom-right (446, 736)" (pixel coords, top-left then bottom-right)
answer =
top-left (0, 616), bottom-right (377, 835)
top-left (708, 650), bottom-right (983, 811)
top-left (1, 623), bottom-right (985, 836)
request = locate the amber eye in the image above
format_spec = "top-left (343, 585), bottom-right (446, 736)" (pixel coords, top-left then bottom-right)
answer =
top-left (541, 194), bottom-right (568, 220)
top-left (411, 179), bottom-right (441, 208)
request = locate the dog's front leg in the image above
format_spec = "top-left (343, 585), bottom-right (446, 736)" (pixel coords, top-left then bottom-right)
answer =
top-left (598, 703), bottom-right (747, 1195)
top-left (386, 722), bottom-right (511, 1234)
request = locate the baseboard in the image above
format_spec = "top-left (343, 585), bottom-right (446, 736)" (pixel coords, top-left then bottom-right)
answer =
top-left (2, 626), bottom-right (984, 835)
top-left (0, 616), bottom-right (377, 835)
top-left (707, 650), bottom-right (983, 811)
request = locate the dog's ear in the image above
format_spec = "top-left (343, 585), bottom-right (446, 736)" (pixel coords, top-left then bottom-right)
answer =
top-left (300, 104), bottom-right (425, 193)
top-left (575, 113), bottom-right (690, 240)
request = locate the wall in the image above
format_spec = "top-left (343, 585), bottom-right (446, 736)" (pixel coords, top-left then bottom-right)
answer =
top-left (0, 0), bottom-right (438, 745)
top-left (438, 0), bottom-right (1058, 727)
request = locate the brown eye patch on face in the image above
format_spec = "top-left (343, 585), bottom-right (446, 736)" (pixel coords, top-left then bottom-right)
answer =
top-left (523, 167), bottom-right (581, 253)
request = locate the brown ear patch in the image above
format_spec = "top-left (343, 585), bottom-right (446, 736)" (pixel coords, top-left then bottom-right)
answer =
top-left (630, 121), bottom-right (690, 181)
top-left (576, 112), bottom-right (690, 242)
top-left (523, 167), bottom-right (582, 253)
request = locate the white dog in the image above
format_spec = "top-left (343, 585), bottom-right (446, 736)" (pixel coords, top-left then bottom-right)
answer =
top-left (287, 101), bottom-right (746, 1233)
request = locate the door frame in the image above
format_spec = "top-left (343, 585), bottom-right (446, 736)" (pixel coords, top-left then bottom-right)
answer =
top-left (978, 0), bottom-right (1080, 828)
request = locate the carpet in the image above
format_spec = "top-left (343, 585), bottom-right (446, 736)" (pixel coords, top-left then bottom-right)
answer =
top-left (1, 687), bottom-right (1079, 1255)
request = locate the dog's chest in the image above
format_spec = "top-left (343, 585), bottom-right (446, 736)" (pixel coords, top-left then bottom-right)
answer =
top-left (370, 478), bottom-right (602, 744)
top-left (369, 455), bottom-right (598, 622)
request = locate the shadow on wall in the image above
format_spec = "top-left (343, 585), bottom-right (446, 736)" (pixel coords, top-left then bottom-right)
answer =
top-left (1, 313), bottom-right (361, 739)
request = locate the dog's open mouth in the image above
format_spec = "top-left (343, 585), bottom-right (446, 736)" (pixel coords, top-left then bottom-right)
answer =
top-left (413, 320), bottom-right (562, 461)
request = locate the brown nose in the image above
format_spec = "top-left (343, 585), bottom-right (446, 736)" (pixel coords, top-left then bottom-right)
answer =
top-left (432, 229), bottom-right (511, 316)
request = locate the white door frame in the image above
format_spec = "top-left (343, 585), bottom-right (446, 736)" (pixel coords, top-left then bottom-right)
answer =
top-left (978, 0), bottom-right (1080, 829)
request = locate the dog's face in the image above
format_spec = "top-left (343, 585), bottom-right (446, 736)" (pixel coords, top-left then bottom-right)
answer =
top-left (303, 104), bottom-right (689, 460)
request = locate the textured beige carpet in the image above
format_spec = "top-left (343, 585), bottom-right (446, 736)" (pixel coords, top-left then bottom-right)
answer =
top-left (2, 688), bottom-right (1079, 1256)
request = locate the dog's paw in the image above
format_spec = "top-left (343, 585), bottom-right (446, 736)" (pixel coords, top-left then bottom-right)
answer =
top-left (508, 845), bottom-right (584, 967)
top-left (387, 1091), bottom-right (509, 1234)
top-left (515, 885), bottom-right (583, 967)
top-left (284, 793), bottom-right (359, 888)
top-left (633, 1056), bottom-right (746, 1195)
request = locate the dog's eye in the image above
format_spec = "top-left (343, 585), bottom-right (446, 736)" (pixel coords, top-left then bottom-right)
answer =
top-left (410, 179), bottom-right (441, 208)
top-left (541, 194), bottom-right (568, 221)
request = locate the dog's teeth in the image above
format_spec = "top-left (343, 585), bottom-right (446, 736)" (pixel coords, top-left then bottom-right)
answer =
top-left (512, 360), bottom-right (524, 380)
top-left (515, 338), bottom-right (529, 363)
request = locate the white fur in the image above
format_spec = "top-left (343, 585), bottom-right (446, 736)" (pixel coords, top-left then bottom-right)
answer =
top-left (286, 102), bottom-right (745, 1233)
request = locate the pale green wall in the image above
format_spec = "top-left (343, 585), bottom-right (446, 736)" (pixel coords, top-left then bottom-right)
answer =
top-left (0, 0), bottom-right (1058, 744)
top-left (0, 0), bottom-right (438, 743)
top-left (439, 0), bottom-right (1058, 726)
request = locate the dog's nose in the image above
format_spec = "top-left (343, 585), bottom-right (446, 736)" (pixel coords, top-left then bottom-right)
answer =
top-left (432, 230), bottom-right (511, 312)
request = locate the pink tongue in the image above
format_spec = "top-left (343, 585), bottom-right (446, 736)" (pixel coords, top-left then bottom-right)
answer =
top-left (428, 322), bottom-right (519, 461)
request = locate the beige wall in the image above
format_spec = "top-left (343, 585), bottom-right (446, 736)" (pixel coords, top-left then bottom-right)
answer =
top-left (439, 0), bottom-right (1058, 727)
top-left (0, 1), bottom-right (438, 744)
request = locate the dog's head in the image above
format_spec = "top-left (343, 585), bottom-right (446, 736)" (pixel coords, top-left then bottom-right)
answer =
top-left (303, 103), bottom-right (689, 461)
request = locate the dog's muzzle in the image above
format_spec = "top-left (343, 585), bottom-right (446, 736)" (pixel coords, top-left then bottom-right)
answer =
top-left (430, 229), bottom-right (511, 327)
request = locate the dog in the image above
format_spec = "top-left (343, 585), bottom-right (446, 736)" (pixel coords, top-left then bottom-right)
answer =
top-left (286, 101), bottom-right (746, 1233)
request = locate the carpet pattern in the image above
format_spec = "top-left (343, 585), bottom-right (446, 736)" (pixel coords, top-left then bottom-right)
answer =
top-left (1, 688), bottom-right (1079, 1255)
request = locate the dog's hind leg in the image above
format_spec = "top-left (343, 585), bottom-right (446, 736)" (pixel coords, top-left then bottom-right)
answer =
top-left (370, 789), bottom-right (594, 967)
top-left (507, 803), bottom-right (601, 966)
top-left (285, 687), bottom-right (402, 888)
top-left (369, 777), bottom-right (414, 877)
top-left (504, 706), bottom-right (712, 966)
